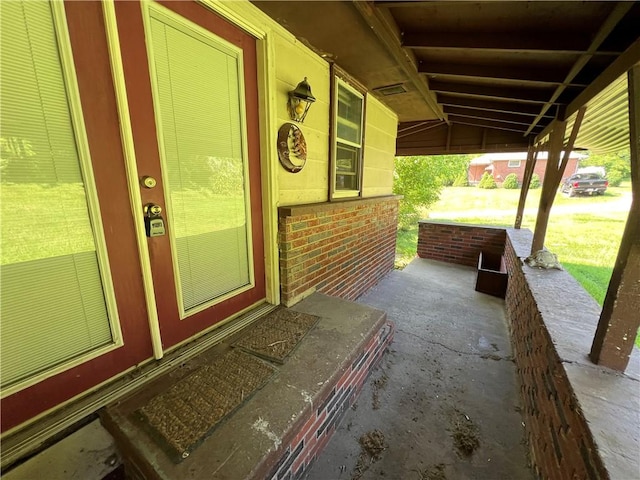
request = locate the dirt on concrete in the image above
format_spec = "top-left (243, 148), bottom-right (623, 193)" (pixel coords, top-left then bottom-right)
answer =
top-left (351, 430), bottom-right (387, 480)
top-left (305, 259), bottom-right (534, 480)
top-left (371, 374), bottom-right (388, 410)
top-left (416, 463), bottom-right (447, 480)
top-left (449, 409), bottom-right (480, 456)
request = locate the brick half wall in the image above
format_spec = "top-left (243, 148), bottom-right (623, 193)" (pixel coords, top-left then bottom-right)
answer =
top-left (504, 231), bottom-right (607, 480)
top-left (278, 196), bottom-right (399, 306)
top-left (417, 220), bottom-right (506, 267)
top-left (264, 321), bottom-right (395, 480)
top-left (416, 221), bottom-right (638, 479)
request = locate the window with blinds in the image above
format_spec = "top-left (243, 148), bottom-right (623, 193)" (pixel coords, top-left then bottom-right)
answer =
top-left (147, 7), bottom-right (252, 315)
top-left (0, 2), bottom-right (115, 390)
top-left (333, 78), bottom-right (365, 196)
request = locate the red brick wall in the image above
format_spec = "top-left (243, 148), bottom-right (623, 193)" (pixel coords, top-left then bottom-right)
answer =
top-left (503, 234), bottom-right (606, 480)
top-left (416, 221), bottom-right (506, 266)
top-left (278, 196), bottom-right (399, 306)
top-left (492, 158), bottom-right (580, 185)
top-left (493, 159), bottom-right (540, 184)
top-left (468, 164), bottom-right (487, 183)
top-left (417, 222), bottom-right (608, 478)
top-left (262, 321), bottom-right (395, 480)
top-left (469, 158), bottom-right (580, 185)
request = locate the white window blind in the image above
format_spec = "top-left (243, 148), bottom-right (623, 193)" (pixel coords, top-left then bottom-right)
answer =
top-left (149, 11), bottom-right (251, 313)
top-left (0, 2), bottom-right (113, 389)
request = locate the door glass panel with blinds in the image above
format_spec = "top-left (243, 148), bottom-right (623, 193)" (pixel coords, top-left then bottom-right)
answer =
top-left (0, 2), bottom-right (116, 390)
top-left (148, 8), bottom-right (252, 315)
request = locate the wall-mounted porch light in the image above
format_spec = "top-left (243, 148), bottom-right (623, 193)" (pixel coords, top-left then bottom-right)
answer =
top-left (287, 77), bottom-right (316, 123)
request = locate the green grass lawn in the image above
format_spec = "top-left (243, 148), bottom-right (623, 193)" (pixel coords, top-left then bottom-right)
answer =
top-left (395, 182), bottom-right (638, 347)
top-left (428, 183), bottom-right (628, 214)
top-left (1, 183), bottom-right (96, 264)
top-left (1, 183), bottom-right (247, 265)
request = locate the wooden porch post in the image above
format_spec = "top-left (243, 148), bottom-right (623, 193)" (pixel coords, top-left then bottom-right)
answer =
top-left (530, 122), bottom-right (565, 253)
top-left (530, 108), bottom-right (586, 253)
top-left (590, 66), bottom-right (640, 371)
top-left (514, 144), bottom-right (539, 229)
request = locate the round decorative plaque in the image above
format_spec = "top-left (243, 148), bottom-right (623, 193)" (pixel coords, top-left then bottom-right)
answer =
top-left (277, 123), bottom-right (307, 173)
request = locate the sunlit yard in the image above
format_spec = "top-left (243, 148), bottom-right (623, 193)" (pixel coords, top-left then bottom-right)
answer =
top-left (427, 183), bottom-right (629, 214)
top-left (1, 183), bottom-right (96, 264)
top-left (395, 183), bottom-right (637, 346)
top-left (0, 183), bottom-right (248, 265)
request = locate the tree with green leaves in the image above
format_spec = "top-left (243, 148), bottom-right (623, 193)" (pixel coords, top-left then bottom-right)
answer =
top-left (393, 154), bottom-right (473, 229)
top-left (580, 150), bottom-right (630, 186)
top-left (426, 154), bottom-right (474, 186)
top-left (452, 172), bottom-right (469, 187)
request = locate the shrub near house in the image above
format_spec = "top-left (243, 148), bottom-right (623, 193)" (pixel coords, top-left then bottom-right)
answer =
top-left (478, 172), bottom-right (497, 189)
top-left (452, 172), bottom-right (469, 187)
top-left (502, 173), bottom-right (519, 189)
top-left (529, 173), bottom-right (541, 189)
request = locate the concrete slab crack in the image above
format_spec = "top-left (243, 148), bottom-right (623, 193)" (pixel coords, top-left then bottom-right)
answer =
top-left (397, 329), bottom-right (513, 361)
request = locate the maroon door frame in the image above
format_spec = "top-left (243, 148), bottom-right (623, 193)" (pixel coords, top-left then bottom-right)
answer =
top-left (2, 0), bottom-right (266, 433)
top-left (113, 0), bottom-right (266, 349)
top-left (2, 2), bottom-right (154, 433)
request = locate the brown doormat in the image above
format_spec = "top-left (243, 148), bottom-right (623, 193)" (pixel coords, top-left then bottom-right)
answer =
top-left (233, 308), bottom-right (320, 364)
top-left (135, 349), bottom-right (276, 463)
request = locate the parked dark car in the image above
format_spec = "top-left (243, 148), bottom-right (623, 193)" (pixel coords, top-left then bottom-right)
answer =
top-left (561, 173), bottom-right (608, 196)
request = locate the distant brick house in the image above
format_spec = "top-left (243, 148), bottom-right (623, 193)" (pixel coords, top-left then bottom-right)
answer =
top-left (468, 151), bottom-right (585, 186)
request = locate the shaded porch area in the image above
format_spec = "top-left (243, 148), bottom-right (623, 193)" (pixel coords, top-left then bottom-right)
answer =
top-left (6, 225), bottom-right (639, 479)
top-left (308, 224), bottom-right (640, 479)
top-left (308, 257), bottom-right (532, 479)
top-left (7, 257), bottom-right (533, 480)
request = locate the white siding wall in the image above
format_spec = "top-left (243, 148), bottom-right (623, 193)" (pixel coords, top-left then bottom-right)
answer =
top-left (363, 96), bottom-right (398, 197)
top-left (211, 1), bottom-right (398, 206)
top-left (273, 33), bottom-right (330, 205)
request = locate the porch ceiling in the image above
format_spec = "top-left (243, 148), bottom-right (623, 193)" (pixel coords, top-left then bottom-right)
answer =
top-left (252, 1), bottom-right (640, 154)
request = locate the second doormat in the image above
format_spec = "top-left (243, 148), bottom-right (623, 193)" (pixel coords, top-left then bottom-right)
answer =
top-left (136, 349), bottom-right (276, 463)
top-left (234, 308), bottom-right (320, 364)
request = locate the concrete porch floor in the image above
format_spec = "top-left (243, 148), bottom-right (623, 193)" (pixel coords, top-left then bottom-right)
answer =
top-left (306, 258), bottom-right (533, 480)
top-left (5, 258), bottom-right (534, 480)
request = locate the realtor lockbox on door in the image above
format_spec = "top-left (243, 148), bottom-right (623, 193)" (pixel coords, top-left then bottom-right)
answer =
top-left (144, 203), bottom-right (166, 237)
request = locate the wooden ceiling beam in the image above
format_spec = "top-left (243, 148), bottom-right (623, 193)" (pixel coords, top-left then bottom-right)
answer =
top-left (419, 62), bottom-right (589, 87)
top-left (397, 121), bottom-right (445, 138)
top-left (374, 1), bottom-right (435, 7)
top-left (525, 2), bottom-right (634, 135)
top-left (535, 45), bottom-right (640, 145)
top-left (438, 95), bottom-right (554, 117)
top-left (397, 120), bottom-right (441, 134)
top-left (443, 106), bottom-right (536, 126)
top-left (566, 38), bottom-right (640, 121)
top-left (429, 81), bottom-right (560, 104)
top-left (403, 31), bottom-right (620, 56)
top-left (396, 122), bottom-right (531, 155)
top-left (448, 115), bottom-right (542, 134)
top-left (351, 1), bottom-right (445, 121)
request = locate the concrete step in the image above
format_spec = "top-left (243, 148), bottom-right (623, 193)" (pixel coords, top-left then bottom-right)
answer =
top-left (101, 293), bottom-right (394, 480)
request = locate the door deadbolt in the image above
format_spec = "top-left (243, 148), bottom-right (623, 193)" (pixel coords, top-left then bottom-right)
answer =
top-left (141, 176), bottom-right (157, 189)
top-left (144, 203), bottom-right (166, 237)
